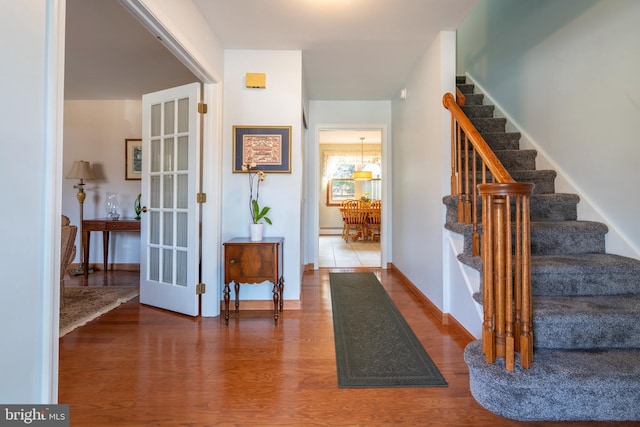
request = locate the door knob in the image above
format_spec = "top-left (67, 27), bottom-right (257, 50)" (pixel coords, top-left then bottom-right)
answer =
top-left (141, 206), bottom-right (148, 213)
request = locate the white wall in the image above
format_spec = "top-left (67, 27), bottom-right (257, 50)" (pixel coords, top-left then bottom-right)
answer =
top-left (222, 49), bottom-right (304, 302)
top-left (457, 0), bottom-right (640, 257)
top-left (306, 101), bottom-right (392, 265)
top-left (63, 100), bottom-right (143, 265)
top-left (391, 32), bottom-right (457, 311)
top-left (0, 0), bottom-right (62, 403)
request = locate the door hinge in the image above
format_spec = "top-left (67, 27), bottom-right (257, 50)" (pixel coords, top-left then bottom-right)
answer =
top-left (198, 103), bottom-right (208, 114)
top-left (197, 193), bottom-right (207, 203)
top-left (196, 283), bottom-right (206, 295)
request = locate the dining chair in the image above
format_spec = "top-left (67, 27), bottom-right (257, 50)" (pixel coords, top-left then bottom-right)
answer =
top-left (366, 208), bottom-right (381, 241)
top-left (340, 200), bottom-right (365, 242)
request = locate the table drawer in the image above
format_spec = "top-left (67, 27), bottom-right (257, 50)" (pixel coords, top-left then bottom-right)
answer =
top-left (106, 220), bottom-right (140, 231)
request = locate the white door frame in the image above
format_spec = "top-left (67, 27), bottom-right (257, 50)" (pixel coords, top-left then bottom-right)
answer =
top-left (312, 123), bottom-right (391, 269)
top-left (113, 1), bottom-right (223, 317)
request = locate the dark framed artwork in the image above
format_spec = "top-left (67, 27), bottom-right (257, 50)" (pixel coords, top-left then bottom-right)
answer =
top-left (125, 138), bottom-right (142, 180)
top-left (233, 126), bottom-right (292, 173)
top-left (327, 179), bottom-right (356, 206)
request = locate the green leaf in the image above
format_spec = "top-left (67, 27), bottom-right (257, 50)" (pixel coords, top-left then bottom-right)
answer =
top-left (251, 199), bottom-right (272, 224)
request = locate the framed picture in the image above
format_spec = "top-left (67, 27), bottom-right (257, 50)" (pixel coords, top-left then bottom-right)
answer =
top-left (125, 138), bottom-right (142, 180)
top-left (327, 179), bottom-right (355, 206)
top-left (233, 126), bottom-right (292, 173)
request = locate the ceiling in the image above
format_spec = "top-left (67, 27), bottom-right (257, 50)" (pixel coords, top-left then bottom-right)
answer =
top-left (64, 0), bottom-right (477, 101)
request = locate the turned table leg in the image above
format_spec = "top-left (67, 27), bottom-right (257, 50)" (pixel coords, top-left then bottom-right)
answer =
top-left (223, 282), bottom-right (230, 324)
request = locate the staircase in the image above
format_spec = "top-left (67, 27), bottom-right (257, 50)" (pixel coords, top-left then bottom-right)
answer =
top-left (444, 77), bottom-right (640, 421)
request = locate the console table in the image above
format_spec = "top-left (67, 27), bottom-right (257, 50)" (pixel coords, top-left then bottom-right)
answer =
top-left (223, 237), bottom-right (284, 324)
top-left (82, 219), bottom-right (141, 278)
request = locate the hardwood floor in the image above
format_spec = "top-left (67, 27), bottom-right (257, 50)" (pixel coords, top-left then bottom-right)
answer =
top-left (59, 269), bottom-right (634, 426)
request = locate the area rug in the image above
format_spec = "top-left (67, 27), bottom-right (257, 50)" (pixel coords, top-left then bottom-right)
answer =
top-left (329, 272), bottom-right (448, 388)
top-left (60, 286), bottom-right (139, 337)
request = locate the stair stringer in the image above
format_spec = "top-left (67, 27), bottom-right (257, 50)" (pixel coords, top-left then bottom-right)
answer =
top-left (464, 72), bottom-right (640, 259)
top-left (444, 229), bottom-right (482, 338)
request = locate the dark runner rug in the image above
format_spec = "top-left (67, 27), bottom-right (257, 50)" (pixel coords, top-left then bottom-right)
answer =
top-left (329, 272), bottom-right (447, 388)
top-left (60, 286), bottom-right (139, 337)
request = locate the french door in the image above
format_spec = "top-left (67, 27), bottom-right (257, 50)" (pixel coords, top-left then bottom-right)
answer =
top-left (139, 83), bottom-right (201, 316)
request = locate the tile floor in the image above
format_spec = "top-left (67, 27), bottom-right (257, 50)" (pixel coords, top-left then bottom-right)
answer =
top-left (318, 235), bottom-right (381, 268)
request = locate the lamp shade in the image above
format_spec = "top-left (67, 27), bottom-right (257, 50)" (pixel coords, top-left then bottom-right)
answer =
top-left (66, 160), bottom-right (96, 180)
top-left (353, 170), bottom-right (372, 181)
top-left (352, 136), bottom-right (372, 181)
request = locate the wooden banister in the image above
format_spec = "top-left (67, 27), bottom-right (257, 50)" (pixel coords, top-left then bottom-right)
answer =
top-left (456, 87), bottom-right (466, 106)
top-left (443, 92), bottom-right (534, 370)
top-left (443, 93), bottom-right (513, 183)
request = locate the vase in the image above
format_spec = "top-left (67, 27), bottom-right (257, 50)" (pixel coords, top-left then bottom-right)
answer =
top-left (105, 193), bottom-right (119, 220)
top-left (250, 223), bottom-right (264, 241)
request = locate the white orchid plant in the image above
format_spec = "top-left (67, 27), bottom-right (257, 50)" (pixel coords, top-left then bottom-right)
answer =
top-left (242, 162), bottom-right (272, 225)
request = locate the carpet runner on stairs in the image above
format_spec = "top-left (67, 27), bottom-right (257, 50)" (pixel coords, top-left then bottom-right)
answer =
top-left (445, 76), bottom-right (640, 421)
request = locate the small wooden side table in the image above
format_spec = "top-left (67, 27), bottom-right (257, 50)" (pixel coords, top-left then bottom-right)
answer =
top-left (82, 219), bottom-right (141, 278)
top-left (223, 237), bottom-right (284, 324)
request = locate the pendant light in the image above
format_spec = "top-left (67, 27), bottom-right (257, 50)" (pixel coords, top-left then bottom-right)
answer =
top-left (353, 137), bottom-right (372, 181)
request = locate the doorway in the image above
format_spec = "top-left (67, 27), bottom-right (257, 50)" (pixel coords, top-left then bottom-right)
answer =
top-left (55, 0), bottom-right (223, 399)
top-left (317, 128), bottom-right (383, 268)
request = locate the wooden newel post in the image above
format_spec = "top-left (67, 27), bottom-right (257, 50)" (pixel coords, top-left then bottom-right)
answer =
top-left (478, 183), bottom-right (534, 370)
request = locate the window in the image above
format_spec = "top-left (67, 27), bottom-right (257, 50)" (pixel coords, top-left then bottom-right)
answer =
top-left (323, 149), bottom-right (381, 206)
top-left (327, 178), bottom-right (381, 206)
top-left (323, 151), bottom-right (381, 181)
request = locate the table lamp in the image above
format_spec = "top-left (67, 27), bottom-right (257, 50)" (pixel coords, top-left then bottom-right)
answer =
top-left (66, 160), bottom-right (96, 276)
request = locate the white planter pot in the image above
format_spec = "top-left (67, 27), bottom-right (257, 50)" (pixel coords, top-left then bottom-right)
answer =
top-left (250, 223), bottom-right (264, 241)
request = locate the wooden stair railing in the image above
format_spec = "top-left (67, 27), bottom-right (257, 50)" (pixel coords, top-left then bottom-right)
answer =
top-left (443, 92), bottom-right (534, 370)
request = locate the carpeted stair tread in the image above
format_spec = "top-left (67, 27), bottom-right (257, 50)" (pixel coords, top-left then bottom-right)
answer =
top-left (462, 93), bottom-right (484, 105)
top-left (533, 295), bottom-right (640, 349)
top-left (482, 132), bottom-right (521, 150)
top-left (456, 253), bottom-right (481, 271)
top-left (461, 104), bottom-right (494, 118)
top-left (464, 340), bottom-right (640, 421)
top-left (526, 193), bottom-right (579, 221)
top-left (530, 220), bottom-right (607, 255)
top-left (464, 170), bottom-right (557, 194)
top-left (443, 193), bottom-right (579, 223)
top-left (459, 253), bottom-right (640, 302)
top-left (469, 117), bottom-right (507, 133)
top-left (462, 149), bottom-right (538, 171)
top-left (495, 149), bottom-right (537, 170)
top-left (510, 170), bottom-right (557, 194)
top-left (457, 83), bottom-right (475, 94)
top-left (531, 253), bottom-right (640, 296)
top-left (446, 220), bottom-right (608, 256)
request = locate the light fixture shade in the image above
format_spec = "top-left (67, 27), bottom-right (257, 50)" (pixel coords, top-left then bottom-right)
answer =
top-left (353, 170), bottom-right (372, 181)
top-left (66, 160), bottom-right (96, 180)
